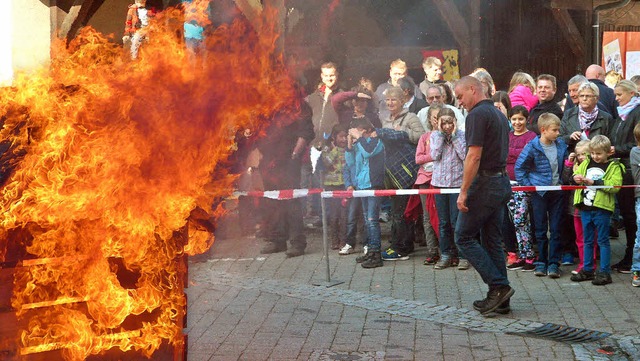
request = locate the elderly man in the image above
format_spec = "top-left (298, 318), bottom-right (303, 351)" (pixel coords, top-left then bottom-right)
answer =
top-left (375, 59), bottom-right (423, 121)
top-left (419, 56), bottom-right (444, 97)
top-left (454, 76), bottom-right (513, 315)
top-left (563, 74), bottom-right (589, 111)
top-left (585, 64), bottom-right (619, 119)
top-left (417, 85), bottom-right (466, 131)
top-left (527, 74), bottom-right (564, 135)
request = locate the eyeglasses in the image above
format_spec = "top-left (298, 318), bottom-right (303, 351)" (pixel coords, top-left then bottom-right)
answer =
top-left (578, 94), bottom-right (596, 99)
top-left (427, 95), bottom-right (442, 101)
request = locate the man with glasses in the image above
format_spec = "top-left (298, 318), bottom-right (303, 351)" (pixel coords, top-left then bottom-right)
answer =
top-left (417, 85), bottom-right (466, 131)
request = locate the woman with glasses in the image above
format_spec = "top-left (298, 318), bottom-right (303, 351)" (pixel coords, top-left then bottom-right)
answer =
top-left (560, 82), bottom-right (612, 151)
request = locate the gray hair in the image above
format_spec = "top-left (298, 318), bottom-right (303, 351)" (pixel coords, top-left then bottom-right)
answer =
top-left (568, 74), bottom-right (588, 87)
top-left (578, 82), bottom-right (599, 97)
top-left (385, 86), bottom-right (405, 100)
top-left (426, 85), bottom-right (443, 95)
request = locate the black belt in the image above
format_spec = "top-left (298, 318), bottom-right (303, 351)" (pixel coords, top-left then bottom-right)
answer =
top-left (478, 168), bottom-right (507, 177)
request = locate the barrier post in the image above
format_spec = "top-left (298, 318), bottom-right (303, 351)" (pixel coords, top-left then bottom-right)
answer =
top-left (313, 192), bottom-right (343, 287)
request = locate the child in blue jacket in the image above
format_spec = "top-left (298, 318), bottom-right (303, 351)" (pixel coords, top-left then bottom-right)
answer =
top-left (345, 118), bottom-right (385, 268)
top-left (515, 113), bottom-right (568, 278)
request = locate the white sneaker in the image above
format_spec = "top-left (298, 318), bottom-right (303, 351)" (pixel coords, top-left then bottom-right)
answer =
top-left (363, 245), bottom-right (368, 254)
top-left (339, 244), bottom-right (355, 255)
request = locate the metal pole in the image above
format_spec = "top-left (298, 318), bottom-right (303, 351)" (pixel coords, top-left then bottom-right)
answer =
top-left (320, 195), bottom-right (331, 283)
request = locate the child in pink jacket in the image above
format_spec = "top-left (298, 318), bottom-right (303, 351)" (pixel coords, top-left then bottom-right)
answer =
top-left (508, 72), bottom-right (538, 112)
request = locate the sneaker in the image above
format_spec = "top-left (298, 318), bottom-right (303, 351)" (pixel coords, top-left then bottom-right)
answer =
top-left (612, 261), bottom-right (631, 273)
top-left (423, 255), bottom-right (440, 265)
top-left (507, 259), bottom-right (526, 271)
top-left (457, 259), bottom-right (470, 270)
top-left (571, 267), bottom-right (583, 275)
top-left (477, 285), bottom-right (515, 315)
top-left (570, 269), bottom-right (595, 282)
top-left (506, 252), bottom-right (518, 266)
top-left (379, 211), bottom-right (389, 223)
top-left (473, 298), bottom-right (511, 315)
top-left (434, 257), bottom-right (452, 270)
top-left (534, 264), bottom-right (547, 276)
top-left (381, 248), bottom-right (409, 261)
top-left (561, 253), bottom-right (574, 266)
top-left (632, 272), bottom-right (640, 287)
top-left (338, 244), bottom-right (355, 255)
top-left (548, 264), bottom-right (561, 278)
top-left (361, 252), bottom-right (383, 268)
top-left (617, 264), bottom-right (632, 274)
top-left (592, 272), bottom-right (612, 286)
top-left (521, 260), bottom-right (536, 272)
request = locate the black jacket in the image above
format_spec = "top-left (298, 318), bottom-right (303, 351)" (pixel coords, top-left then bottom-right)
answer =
top-left (560, 106), bottom-right (612, 150)
top-left (527, 100), bottom-right (564, 135)
top-left (611, 105), bottom-right (640, 168)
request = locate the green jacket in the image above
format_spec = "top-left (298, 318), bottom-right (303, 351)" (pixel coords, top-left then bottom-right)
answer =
top-left (573, 157), bottom-right (624, 212)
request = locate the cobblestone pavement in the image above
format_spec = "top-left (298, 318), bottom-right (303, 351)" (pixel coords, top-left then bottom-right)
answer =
top-left (186, 220), bottom-right (640, 361)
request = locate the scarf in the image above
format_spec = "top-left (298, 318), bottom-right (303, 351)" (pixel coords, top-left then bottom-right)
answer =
top-left (618, 96), bottom-right (640, 121)
top-left (578, 106), bottom-right (598, 131)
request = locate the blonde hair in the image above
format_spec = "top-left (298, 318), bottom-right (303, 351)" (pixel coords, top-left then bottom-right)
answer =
top-left (574, 139), bottom-right (590, 154)
top-left (422, 56), bottom-right (442, 68)
top-left (616, 79), bottom-right (638, 95)
top-left (589, 135), bottom-right (611, 153)
top-left (537, 113), bottom-right (561, 130)
top-left (390, 59), bottom-right (407, 71)
top-left (509, 72), bottom-right (536, 93)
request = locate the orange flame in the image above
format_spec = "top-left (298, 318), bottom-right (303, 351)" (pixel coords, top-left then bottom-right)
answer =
top-left (0, 2), bottom-right (298, 359)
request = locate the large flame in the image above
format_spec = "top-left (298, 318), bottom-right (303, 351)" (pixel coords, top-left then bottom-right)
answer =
top-left (0, 2), bottom-right (298, 359)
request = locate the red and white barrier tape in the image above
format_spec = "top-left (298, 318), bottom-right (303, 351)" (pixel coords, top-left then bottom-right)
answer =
top-left (231, 185), bottom-right (638, 200)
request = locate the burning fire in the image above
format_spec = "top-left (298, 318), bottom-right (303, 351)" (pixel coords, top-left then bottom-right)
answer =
top-left (0, 2), bottom-right (298, 359)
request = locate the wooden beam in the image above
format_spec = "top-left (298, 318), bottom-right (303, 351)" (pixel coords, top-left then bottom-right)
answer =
top-left (431, 0), bottom-right (471, 50)
top-left (550, 0), bottom-right (594, 11)
top-left (551, 8), bottom-right (586, 59)
top-left (58, 0), bottom-right (84, 39)
top-left (233, 0), bottom-right (263, 30)
top-left (468, 0), bottom-right (481, 73)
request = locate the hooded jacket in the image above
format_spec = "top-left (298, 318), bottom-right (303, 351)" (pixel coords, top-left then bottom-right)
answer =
top-left (572, 156), bottom-right (624, 212)
top-left (515, 136), bottom-right (568, 196)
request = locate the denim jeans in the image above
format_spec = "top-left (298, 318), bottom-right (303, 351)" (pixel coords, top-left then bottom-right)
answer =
top-left (435, 191), bottom-right (459, 259)
top-left (581, 209), bottom-right (611, 273)
top-left (632, 198), bottom-right (640, 272)
top-left (455, 174), bottom-right (512, 287)
top-left (346, 198), bottom-right (366, 247)
top-left (530, 191), bottom-right (564, 266)
top-left (361, 196), bottom-right (381, 252)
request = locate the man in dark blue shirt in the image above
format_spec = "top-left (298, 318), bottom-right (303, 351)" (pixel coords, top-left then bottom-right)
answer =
top-left (454, 76), bottom-right (514, 315)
